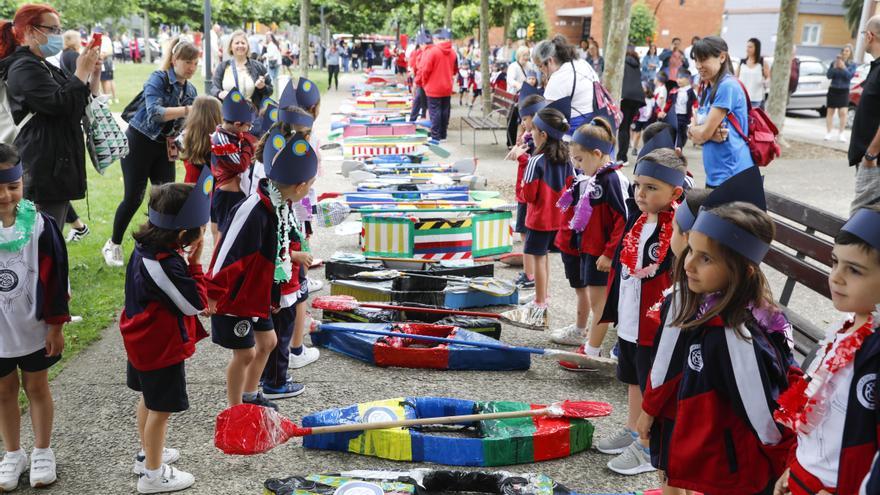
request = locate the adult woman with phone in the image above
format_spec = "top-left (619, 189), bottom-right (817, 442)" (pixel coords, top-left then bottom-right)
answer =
top-left (210, 30), bottom-right (272, 109)
top-left (0, 3), bottom-right (102, 226)
top-left (825, 43), bottom-right (857, 142)
top-left (102, 36), bottom-right (198, 266)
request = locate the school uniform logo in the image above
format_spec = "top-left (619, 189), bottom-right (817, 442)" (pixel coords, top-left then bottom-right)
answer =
top-left (0, 269), bottom-right (17, 292)
top-left (688, 344), bottom-right (703, 372)
top-left (0, 254), bottom-right (34, 312)
top-left (233, 319), bottom-right (252, 337)
top-left (648, 242), bottom-right (661, 262)
top-left (857, 373), bottom-right (876, 410)
top-left (590, 184), bottom-right (604, 200)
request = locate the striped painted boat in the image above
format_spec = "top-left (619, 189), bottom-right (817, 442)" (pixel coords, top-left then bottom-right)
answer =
top-left (320, 307), bottom-right (502, 340)
top-left (309, 322), bottom-right (529, 370)
top-left (324, 257), bottom-right (494, 280)
top-left (266, 470), bottom-right (655, 495)
top-left (301, 397), bottom-right (595, 467)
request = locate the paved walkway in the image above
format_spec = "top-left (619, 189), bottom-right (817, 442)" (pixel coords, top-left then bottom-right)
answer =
top-left (7, 73), bottom-right (854, 494)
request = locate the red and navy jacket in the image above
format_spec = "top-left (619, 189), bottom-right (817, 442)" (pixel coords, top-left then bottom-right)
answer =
top-left (521, 153), bottom-right (573, 231)
top-left (791, 324), bottom-right (880, 494)
top-left (664, 315), bottom-right (795, 495)
top-left (119, 244), bottom-right (208, 371)
top-left (554, 173), bottom-right (583, 256)
top-left (210, 125), bottom-right (257, 189)
top-left (862, 453), bottom-right (880, 495)
top-left (576, 164), bottom-right (629, 258)
top-left (664, 86), bottom-right (697, 120)
top-left (27, 213), bottom-right (70, 326)
top-left (207, 179), bottom-right (305, 318)
top-left (600, 203), bottom-right (675, 347)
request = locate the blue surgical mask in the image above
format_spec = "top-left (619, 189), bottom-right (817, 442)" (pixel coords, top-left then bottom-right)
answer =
top-left (39, 34), bottom-right (63, 58)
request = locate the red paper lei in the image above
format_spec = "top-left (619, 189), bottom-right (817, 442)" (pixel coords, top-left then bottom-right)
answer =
top-left (619, 210), bottom-right (674, 279)
top-left (211, 142), bottom-right (240, 156)
top-left (774, 316), bottom-right (875, 433)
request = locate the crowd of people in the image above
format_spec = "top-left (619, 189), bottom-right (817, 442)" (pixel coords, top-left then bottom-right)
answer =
top-left (0, 2), bottom-right (878, 495)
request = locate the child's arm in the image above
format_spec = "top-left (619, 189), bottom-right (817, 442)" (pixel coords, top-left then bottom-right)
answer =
top-left (144, 255), bottom-right (206, 317)
top-left (519, 155), bottom-right (543, 204)
top-left (36, 214), bottom-right (71, 326)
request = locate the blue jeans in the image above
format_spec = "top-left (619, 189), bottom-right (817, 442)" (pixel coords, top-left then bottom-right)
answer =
top-left (427, 96), bottom-right (451, 140)
top-left (410, 86), bottom-right (427, 122)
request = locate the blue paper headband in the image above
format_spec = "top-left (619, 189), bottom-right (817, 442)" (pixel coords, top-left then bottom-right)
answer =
top-left (571, 130), bottom-right (614, 156)
top-left (841, 208), bottom-right (880, 251)
top-left (280, 107), bottom-right (315, 127)
top-left (148, 167), bottom-right (214, 230)
top-left (634, 160), bottom-right (686, 187)
top-left (691, 211), bottom-right (770, 264)
top-left (0, 162), bottom-right (22, 183)
top-left (675, 199), bottom-right (697, 232)
top-left (519, 101), bottom-right (547, 117)
top-left (532, 113), bottom-right (569, 142)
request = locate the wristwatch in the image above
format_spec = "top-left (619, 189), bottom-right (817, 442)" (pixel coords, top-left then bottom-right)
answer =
top-left (866, 151), bottom-right (878, 162)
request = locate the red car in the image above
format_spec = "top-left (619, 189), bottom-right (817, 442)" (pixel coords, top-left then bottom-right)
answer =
top-left (848, 80), bottom-right (862, 129)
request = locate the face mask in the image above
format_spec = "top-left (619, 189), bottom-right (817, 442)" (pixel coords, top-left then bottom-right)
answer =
top-left (38, 33), bottom-right (63, 58)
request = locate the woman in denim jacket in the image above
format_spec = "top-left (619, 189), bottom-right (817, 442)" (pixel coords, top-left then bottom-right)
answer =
top-left (102, 37), bottom-right (198, 267)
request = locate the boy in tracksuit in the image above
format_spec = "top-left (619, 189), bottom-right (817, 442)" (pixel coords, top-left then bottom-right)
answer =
top-left (659, 73), bottom-right (696, 150)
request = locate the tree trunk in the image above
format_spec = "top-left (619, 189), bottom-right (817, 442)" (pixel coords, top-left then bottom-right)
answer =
top-left (445, 0), bottom-right (454, 29)
top-left (602, 0), bottom-right (632, 102)
top-left (143, 11), bottom-right (152, 63)
top-left (766, 0), bottom-right (798, 133)
top-left (502, 5), bottom-right (512, 41)
top-left (300, 0), bottom-right (310, 78)
top-left (480, 0), bottom-right (492, 116)
top-left (602, 0), bottom-right (614, 48)
top-left (418, 1), bottom-right (425, 29)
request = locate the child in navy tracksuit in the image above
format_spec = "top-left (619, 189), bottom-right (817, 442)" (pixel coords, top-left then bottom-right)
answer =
top-left (658, 202), bottom-right (796, 495)
top-left (659, 73), bottom-right (696, 150)
top-left (552, 117), bottom-right (629, 355)
top-left (773, 206), bottom-right (880, 495)
top-left (207, 131), bottom-right (318, 410)
top-left (119, 169), bottom-right (212, 493)
top-left (596, 147), bottom-right (686, 475)
top-left (0, 149), bottom-right (69, 492)
top-left (518, 99), bottom-right (575, 325)
top-left (210, 88), bottom-right (256, 237)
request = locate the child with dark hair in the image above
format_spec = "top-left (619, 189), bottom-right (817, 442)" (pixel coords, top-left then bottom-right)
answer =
top-left (595, 147), bottom-right (687, 475)
top-left (0, 145), bottom-right (70, 491)
top-left (119, 169), bottom-right (212, 493)
top-left (773, 205), bottom-right (880, 495)
top-left (506, 98), bottom-right (574, 328)
top-left (630, 85), bottom-right (655, 157)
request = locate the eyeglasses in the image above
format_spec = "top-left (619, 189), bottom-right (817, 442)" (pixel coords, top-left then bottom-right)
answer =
top-left (34, 24), bottom-right (62, 35)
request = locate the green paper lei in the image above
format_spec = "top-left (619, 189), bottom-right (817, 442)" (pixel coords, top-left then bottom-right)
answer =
top-left (0, 199), bottom-right (36, 252)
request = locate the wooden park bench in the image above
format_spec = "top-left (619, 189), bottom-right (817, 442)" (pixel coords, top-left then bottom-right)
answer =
top-left (459, 88), bottom-right (515, 156)
top-left (763, 190), bottom-right (847, 363)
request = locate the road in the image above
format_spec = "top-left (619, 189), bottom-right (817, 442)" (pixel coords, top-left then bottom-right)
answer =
top-left (8, 72), bottom-right (854, 494)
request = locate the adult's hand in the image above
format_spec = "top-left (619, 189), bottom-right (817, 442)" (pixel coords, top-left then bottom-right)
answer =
top-left (75, 46), bottom-right (101, 84)
top-left (255, 75), bottom-right (266, 89)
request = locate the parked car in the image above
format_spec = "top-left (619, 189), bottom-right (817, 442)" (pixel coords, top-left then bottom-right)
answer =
top-left (786, 56), bottom-right (830, 114)
top-left (848, 79), bottom-right (862, 129)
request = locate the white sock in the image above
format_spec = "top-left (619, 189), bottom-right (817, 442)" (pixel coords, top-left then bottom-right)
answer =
top-left (584, 344), bottom-right (602, 357)
top-left (4, 449), bottom-right (24, 459)
top-left (144, 466), bottom-right (162, 480)
top-left (575, 326), bottom-right (587, 335)
top-left (31, 447), bottom-right (51, 456)
top-left (242, 390), bottom-right (259, 401)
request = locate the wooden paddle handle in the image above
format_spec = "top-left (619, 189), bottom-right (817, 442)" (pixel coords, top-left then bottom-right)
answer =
top-left (304, 407), bottom-right (550, 435)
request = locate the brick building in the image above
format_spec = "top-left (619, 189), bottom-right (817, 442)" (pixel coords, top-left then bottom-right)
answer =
top-left (544, 0), bottom-right (724, 48)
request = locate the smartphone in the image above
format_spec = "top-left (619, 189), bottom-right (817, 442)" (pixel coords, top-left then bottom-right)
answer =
top-left (89, 33), bottom-right (102, 49)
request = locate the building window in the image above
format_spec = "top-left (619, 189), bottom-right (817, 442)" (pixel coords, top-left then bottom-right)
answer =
top-left (802, 24), bottom-right (821, 46)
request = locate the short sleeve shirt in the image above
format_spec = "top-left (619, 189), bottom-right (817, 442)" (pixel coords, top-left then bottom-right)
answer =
top-left (849, 58), bottom-right (880, 166)
top-left (697, 75), bottom-right (755, 187)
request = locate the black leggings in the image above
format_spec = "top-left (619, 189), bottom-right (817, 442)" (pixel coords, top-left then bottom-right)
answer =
top-left (616, 99), bottom-right (643, 162)
top-left (328, 64), bottom-right (339, 89)
top-left (111, 127), bottom-right (175, 244)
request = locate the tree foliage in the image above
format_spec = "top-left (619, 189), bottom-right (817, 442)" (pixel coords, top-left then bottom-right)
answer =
top-left (842, 0), bottom-right (862, 35)
top-left (0, 0), bottom-right (19, 20)
top-left (509, 2), bottom-right (546, 41)
top-left (629, 1), bottom-right (656, 45)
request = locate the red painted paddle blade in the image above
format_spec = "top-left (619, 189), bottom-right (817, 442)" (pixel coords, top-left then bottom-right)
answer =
top-left (214, 404), bottom-right (301, 455)
top-left (311, 295), bottom-right (359, 312)
top-left (559, 400), bottom-right (613, 418)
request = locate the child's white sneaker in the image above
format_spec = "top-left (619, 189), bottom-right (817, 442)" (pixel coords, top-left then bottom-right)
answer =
top-left (595, 427), bottom-right (635, 454)
top-left (29, 448), bottom-right (56, 488)
top-left (607, 442), bottom-right (656, 475)
top-left (0, 451), bottom-right (27, 491)
top-left (288, 345), bottom-right (320, 369)
top-left (549, 324), bottom-right (585, 346)
top-left (136, 464), bottom-right (194, 494)
top-left (839, 133), bottom-right (848, 142)
top-left (132, 447), bottom-right (180, 475)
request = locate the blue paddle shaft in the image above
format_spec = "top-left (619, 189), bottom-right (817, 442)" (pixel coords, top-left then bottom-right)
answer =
top-left (315, 323), bottom-right (545, 355)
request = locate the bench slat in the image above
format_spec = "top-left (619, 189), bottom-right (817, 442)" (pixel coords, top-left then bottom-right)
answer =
top-left (763, 247), bottom-right (831, 299)
top-left (766, 191), bottom-right (846, 238)
top-left (783, 307), bottom-right (825, 359)
top-left (772, 221), bottom-right (834, 268)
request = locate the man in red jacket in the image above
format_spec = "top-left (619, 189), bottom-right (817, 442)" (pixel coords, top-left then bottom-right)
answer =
top-left (416, 28), bottom-right (457, 141)
top-left (409, 30), bottom-right (431, 122)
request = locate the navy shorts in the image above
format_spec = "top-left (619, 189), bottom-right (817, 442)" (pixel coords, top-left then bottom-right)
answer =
top-left (581, 253), bottom-right (610, 287)
top-left (632, 120), bottom-right (650, 132)
top-left (211, 315), bottom-right (275, 349)
top-left (514, 202), bottom-right (527, 234)
top-left (0, 348), bottom-right (61, 377)
top-left (523, 229), bottom-right (557, 255)
top-left (561, 252), bottom-right (587, 289)
top-left (211, 189), bottom-right (246, 226)
top-left (127, 361), bottom-right (188, 413)
top-left (615, 338), bottom-right (652, 391)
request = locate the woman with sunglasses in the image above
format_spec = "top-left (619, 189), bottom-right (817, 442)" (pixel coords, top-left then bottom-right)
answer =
top-left (0, 3), bottom-right (102, 228)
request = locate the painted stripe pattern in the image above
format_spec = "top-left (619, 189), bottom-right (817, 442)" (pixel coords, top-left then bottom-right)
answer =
top-left (414, 218), bottom-right (473, 260)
